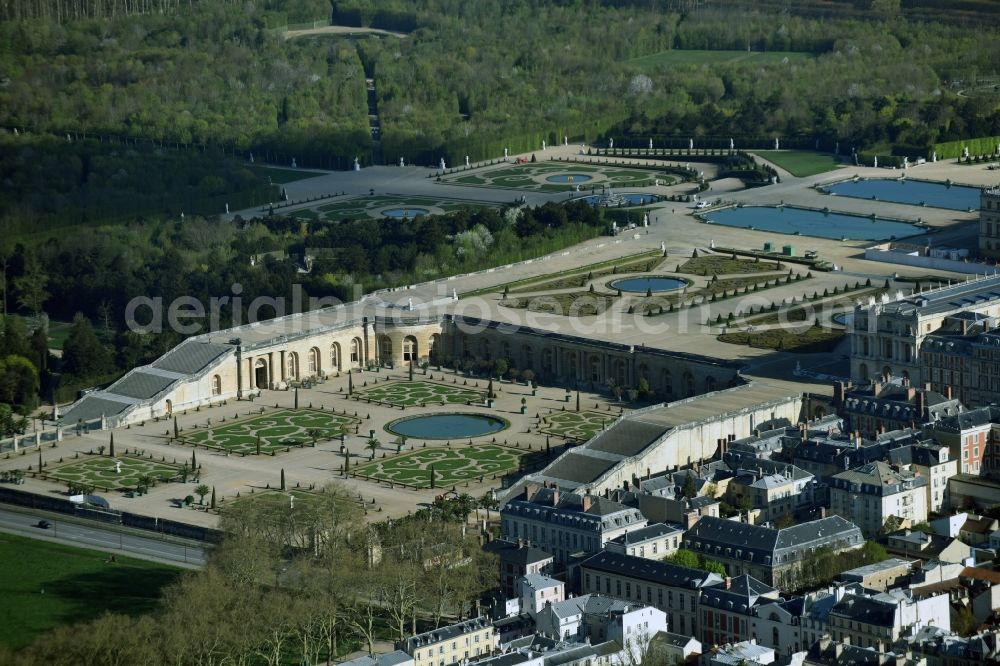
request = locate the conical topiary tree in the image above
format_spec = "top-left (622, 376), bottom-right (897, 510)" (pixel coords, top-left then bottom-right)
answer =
top-left (109, 433), bottom-right (115, 458)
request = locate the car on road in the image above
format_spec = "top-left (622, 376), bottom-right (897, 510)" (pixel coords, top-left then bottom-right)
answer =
top-left (695, 201), bottom-right (710, 209)
top-left (36, 520), bottom-right (51, 529)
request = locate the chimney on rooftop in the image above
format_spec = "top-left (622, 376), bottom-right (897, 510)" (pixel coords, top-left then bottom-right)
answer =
top-left (525, 482), bottom-right (540, 501)
top-left (725, 576), bottom-right (732, 589)
top-left (916, 391), bottom-right (926, 420)
top-left (834, 381), bottom-right (847, 406)
top-left (946, 385), bottom-right (954, 400)
top-left (552, 483), bottom-right (560, 506)
top-left (582, 493), bottom-right (593, 512)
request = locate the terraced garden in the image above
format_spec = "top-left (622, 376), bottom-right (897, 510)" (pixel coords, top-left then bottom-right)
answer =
top-left (43, 456), bottom-right (184, 490)
top-left (182, 409), bottom-right (357, 455)
top-left (291, 195), bottom-right (496, 221)
top-left (351, 444), bottom-right (524, 488)
top-left (447, 161), bottom-right (673, 192)
top-left (356, 380), bottom-right (485, 407)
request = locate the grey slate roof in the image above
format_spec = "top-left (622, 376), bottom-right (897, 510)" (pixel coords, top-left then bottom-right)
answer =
top-left (541, 453), bottom-right (617, 484)
top-left (700, 574), bottom-right (778, 613)
top-left (110, 371), bottom-right (178, 400)
top-left (520, 572), bottom-right (561, 590)
top-left (872, 275), bottom-right (1000, 317)
top-left (587, 419), bottom-right (670, 457)
top-left (831, 461), bottom-right (928, 496)
top-left (683, 516), bottom-right (863, 566)
top-left (606, 522), bottom-right (683, 546)
top-left (60, 395), bottom-right (131, 424)
top-left (502, 490), bottom-right (645, 535)
top-left (401, 616), bottom-right (491, 650)
top-left (829, 594), bottom-right (897, 627)
top-left (543, 593), bottom-right (635, 620)
top-left (152, 340), bottom-right (231, 374)
top-left (494, 543), bottom-right (552, 566)
top-left (842, 381), bottom-right (960, 426)
top-left (580, 550), bottom-right (723, 589)
top-left (931, 405), bottom-right (1000, 432)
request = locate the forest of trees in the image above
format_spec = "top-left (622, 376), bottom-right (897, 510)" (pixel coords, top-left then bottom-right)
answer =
top-left (1, 0), bottom-right (999, 166)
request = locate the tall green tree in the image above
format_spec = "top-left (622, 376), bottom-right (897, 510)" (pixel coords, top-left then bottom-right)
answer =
top-left (13, 250), bottom-right (49, 316)
top-left (61, 313), bottom-right (114, 380)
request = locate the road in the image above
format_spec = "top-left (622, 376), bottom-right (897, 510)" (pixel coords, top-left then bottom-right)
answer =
top-left (0, 506), bottom-right (207, 569)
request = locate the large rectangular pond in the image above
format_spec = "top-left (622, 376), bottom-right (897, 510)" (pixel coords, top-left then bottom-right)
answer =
top-left (821, 178), bottom-right (981, 211)
top-left (701, 205), bottom-right (925, 241)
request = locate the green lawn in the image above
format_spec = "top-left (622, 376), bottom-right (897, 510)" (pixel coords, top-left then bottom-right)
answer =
top-left (356, 380), bottom-right (485, 408)
top-left (718, 325), bottom-right (845, 353)
top-left (501, 291), bottom-right (617, 316)
top-left (43, 455), bottom-right (185, 491)
top-left (630, 49), bottom-right (813, 69)
top-left (46, 321), bottom-right (74, 350)
top-left (352, 444), bottom-right (524, 488)
top-left (183, 409), bottom-right (357, 455)
top-left (680, 254), bottom-right (783, 276)
top-left (250, 165), bottom-right (326, 184)
top-left (0, 533), bottom-right (181, 650)
top-left (540, 410), bottom-right (617, 441)
top-left (753, 151), bottom-right (842, 177)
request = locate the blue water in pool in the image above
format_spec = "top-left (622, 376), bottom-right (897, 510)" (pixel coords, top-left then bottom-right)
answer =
top-left (547, 173), bottom-right (593, 183)
top-left (822, 179), bottom-right (980, 211)
top-left (387, 413), bottom-right (507, 440)
top-left (382, 207), bottom-right (429, 218)
top-left (610, 277), bottom-right (687, 293)
top-left (702, 206), bottom-right (924, 241)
